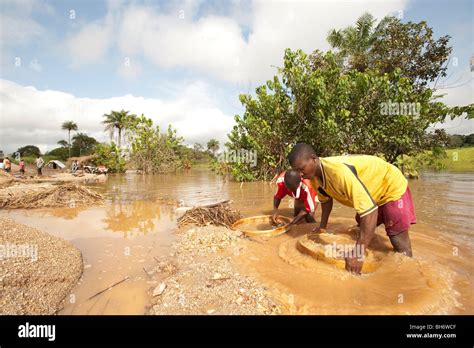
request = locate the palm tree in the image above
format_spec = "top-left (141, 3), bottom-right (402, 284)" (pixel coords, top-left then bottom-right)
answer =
top-left (61, 121), bottom-right (78, 158)
top-left (327, 12), bottom-right (377, 71)
top-left (207, 139), bottom-right (219, 157)
top-left (57, 140), bottom-right (68, 147)
top-left (102, 110), bottom-right (135, 148)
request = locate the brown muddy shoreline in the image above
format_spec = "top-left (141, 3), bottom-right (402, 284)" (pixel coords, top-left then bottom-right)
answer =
top-left (0, 217), bottom-right (83, 314)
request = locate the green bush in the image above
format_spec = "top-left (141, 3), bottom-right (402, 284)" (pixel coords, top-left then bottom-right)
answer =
top-left (92, 143), bottom-right (126, 173)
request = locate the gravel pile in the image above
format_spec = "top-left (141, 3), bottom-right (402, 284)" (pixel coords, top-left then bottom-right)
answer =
top-left (147, 225), bottom-right (281, 315)
top-left (0, 217), bottom-right (83, 314)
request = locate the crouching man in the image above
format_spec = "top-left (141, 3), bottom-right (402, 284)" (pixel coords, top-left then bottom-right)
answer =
top-left (272, 169), bottom-right (318, 226)
top-left (288, 143), bottom-right (416, 274)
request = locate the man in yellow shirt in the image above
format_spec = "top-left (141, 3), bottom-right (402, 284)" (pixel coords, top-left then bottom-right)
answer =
top-left (288, 143), bottom-right (416, 274)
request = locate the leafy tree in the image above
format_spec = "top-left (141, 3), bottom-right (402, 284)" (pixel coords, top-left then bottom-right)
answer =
top-left (227, 46), bottom-right (468, 180)
top-left (370, 16), bottom-right (451, 88)
top-left (327, 12), bottom-right (377, 71)
top-left (92, 143), bottom-right (126, 173)
top-left (57, 140), bottom-right (68, 147)
top-left (464, 133), bottom-right (474, 145)
top-left (227, 76), bottom-right (294, 181)
top-left (16, 145), bottom-right (41, 157)
top-left (61, 121), bottom-right (78, 158)
top-left (102, 109), bottom-right (136, 148)
top-left (328, 14), bottom-right (452, 89)
top-left (224, 14), bottom-right (471, 181)
top-left (71, 133), bottom-right (98, 157)
top-left (207, 139), bottom-right (220, 156)
top-left (127, 115), bottom-right (184, 173)
top-left (447, 134), bottom-right (465, 148)
top-left (46, 147), bottom-right (69, 160)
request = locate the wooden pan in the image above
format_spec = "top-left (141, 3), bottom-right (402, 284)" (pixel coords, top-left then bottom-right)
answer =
top-left (297, 233), bottom-right (381, 273)
top-left (232, 215), bottom-right (292, 238)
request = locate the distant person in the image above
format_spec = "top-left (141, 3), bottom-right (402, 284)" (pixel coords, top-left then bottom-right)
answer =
top-left (272, 169), bottom-right (318, 226)
top-left (3, 157), bottom-right (11, 173)
top-left (288, 143), bottom-right (415, 274)
top-left (35, 155), bottom-right (44, 176)
top-left (71, 160), bottom-right (78, 174)
top-left (19, 159), bottom-right (25, 175)
top-left (0, 160), bottom-right (4, 171)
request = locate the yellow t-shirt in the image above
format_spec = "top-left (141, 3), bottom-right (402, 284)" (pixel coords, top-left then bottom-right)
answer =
top-left (310, 155), bottom-right (407, 217)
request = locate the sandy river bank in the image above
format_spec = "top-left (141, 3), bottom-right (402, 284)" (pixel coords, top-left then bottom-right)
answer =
top-left (0, 217), bottom-right (83, 314)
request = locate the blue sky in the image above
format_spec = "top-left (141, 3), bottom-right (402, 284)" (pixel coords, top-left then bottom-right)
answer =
top-left (0, 0), bottom-right (472, 154)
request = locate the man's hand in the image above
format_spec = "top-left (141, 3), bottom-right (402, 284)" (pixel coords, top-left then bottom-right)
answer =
top-left (271, 212), bottom-right (281, 226)
top-left (289, 209), bottom-right (307, 226)
top-left (311, 226), bottom-right (326, 233)
top-left (345, 253), bottom-right (364, 274)
top-left (344, 208), bottom-right (377, 274)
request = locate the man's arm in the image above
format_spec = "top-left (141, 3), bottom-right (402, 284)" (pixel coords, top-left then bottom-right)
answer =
top-left (272, 197), bottom-right (282, 225)
top-left (312, 197), bottom-right (333, 232)
top-left (345, 208), bottom-right (377, 274)
top-left (289, 208), bottom-right (307, 225)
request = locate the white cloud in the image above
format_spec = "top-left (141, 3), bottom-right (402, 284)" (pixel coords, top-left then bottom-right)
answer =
top-left (0, 13), bottom-right (46, 45)
top-left (0, 79), bottom-right (234, 154)
top-left (66, 15), bottom-right (115, 66)
top-left (62, 0), bottom-right (409, 82)
top-left (110, 0), bottom-right (409, 83)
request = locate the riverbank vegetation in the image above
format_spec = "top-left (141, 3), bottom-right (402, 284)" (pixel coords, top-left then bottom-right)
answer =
top-left (222, 13), bottom-right (473, 181)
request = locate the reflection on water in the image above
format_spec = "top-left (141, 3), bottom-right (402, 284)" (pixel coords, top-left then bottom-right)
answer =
top-left (104, 201), bottom-right (172, 237)
top-left (0, 169), bottom-right (472, 314)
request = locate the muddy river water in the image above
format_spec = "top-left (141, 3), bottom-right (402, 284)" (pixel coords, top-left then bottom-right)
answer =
top-left (1, 170), bottom-right (472, 314)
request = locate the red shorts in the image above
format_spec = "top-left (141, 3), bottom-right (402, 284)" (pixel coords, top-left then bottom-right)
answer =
top-left (356, 187), bottom-right (416, 236)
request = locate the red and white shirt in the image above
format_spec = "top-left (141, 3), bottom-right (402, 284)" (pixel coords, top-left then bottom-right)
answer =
top-left (274, 172), bottom-right (318, 213)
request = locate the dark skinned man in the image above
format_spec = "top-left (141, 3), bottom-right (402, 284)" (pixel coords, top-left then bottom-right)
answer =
top-left (272, 169), bottom-right (318, 226)
top-left (288, 143), bottom-right (415, 274)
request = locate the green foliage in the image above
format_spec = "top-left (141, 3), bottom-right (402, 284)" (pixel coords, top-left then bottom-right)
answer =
top-left (226, 14), bottom-right (470, 181)
top-left (209, 158), bottom-right (257, 182)
top-left (61, 121), bottom-right (78, 132)
top-left (207, 139), bottom-right (220, 157)
top-left (327, 12), bottom-right (378, 71)
top-left (328, 14), bottom-right (452, 88)
top-left (71, 133), bottom-right (98, 157)
top-left (446, 133), bottom-right (474, 148)
top-left (57, 140), bottom-right (68, 147)
top-left (61, 120), bottom-right (78, 158)
top-left (228, 49), bottom-right (454, 180)
top-left (102, 109), bottom-right (136, 148)
top-left (92, 142), bottom-right (126, 173)
top-left (45, 147), bottom-right (69, 160)
top-left (16, 145), bottom-right (41, 157)
top-left (127, 115), bottom-right (184, 173)
top-left (447, 134), bottom-right (465, 148)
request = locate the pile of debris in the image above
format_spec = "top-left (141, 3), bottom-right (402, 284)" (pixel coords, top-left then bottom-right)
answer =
top-left (0, 183), bottom-right (104, 209)
top-left (148, 225), bottom-right (282, 315)
top-left (0, 170), bottom-right (14, 189)
top-left (177, 201), bottom-right (242, 228)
